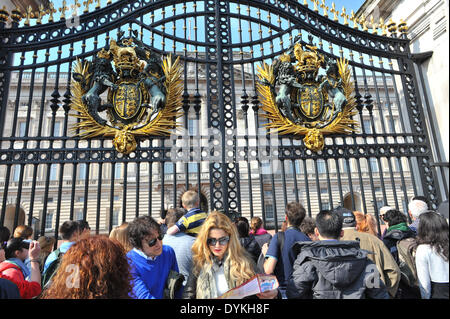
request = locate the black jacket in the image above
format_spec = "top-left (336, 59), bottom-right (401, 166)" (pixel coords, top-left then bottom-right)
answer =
top-left (239, 235), bottom-right (262, 264)
top-left (287, 240), bottom-right (390, 299)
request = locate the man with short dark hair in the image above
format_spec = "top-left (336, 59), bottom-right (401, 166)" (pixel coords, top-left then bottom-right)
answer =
top-left (43, 220), bottom-right (80, 274)
top-left (127, 215), bottom-right (180, 299)
top-left (287, 209), bottom-right (389, 299)
top-left (76, 220), bottom-right (91, 239)
top-left (263, 202), bottom-right (310, 298)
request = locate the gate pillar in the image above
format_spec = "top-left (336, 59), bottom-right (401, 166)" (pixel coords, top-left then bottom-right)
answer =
top-left (205, 0), bottom-right (241, 218)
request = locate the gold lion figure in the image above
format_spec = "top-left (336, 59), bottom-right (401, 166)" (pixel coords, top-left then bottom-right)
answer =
top-left (113, 129), bottom-right (137, 155)
top-left (303, 129), bottom-right (324, 152)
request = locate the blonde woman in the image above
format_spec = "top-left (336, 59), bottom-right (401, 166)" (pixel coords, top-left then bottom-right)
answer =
top-left (37, 236), bottom-right (56, 272)
top-left (183, 211), bottom-right (280, 299)
top-left (109, 222), bottom-right (133, 252)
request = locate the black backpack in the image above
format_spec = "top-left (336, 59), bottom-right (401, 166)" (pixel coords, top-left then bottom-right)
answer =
top-left (41, 249), bottom-right (62, 289)
top-left (273, 231), bottom-right (285, 283)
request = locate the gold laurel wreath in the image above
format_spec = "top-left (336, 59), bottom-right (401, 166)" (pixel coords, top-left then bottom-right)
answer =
top-left (257, 58), bottom-right (359, 151)
top-left (70, 55), bottom-right (183, 153)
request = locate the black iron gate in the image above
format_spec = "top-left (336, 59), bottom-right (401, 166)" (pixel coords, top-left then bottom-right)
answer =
top-left (0, 0), bottom-right (446, 239)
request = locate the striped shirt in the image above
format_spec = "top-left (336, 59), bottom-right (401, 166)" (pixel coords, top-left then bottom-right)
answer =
top-left (175, 207), bottom-right (207, 235)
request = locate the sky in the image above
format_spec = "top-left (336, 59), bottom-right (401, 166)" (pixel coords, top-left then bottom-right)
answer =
top-left (13, 0), bottom-right (368, 69)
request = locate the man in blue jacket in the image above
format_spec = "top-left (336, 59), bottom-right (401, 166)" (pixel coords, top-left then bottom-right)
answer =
top-left (127, 215), bottom-right (181, 299)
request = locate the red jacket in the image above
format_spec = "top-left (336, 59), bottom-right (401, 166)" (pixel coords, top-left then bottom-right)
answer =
top-left (0, 261), bottom-right (41, 299)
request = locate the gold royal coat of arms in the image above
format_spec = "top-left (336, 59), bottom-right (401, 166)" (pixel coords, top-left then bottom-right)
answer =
top-left (70, 31), bottom-right (183, 154)
top-left (257, 37), bottom-right (359, 152)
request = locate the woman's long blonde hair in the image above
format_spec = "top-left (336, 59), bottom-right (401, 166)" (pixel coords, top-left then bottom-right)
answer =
top-left (109, 222), bottom-right (132, 252)
top-left (192, 211), bottom-right (255, 285)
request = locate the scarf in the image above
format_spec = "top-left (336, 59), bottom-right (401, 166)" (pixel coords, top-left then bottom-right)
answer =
top-left (250, 228), bottom-right (268, 236)
top-left (387, 222), bottom-right (410, 232)
top-left (196, 254), bottom-right (237, 299)
top-left (6, 258), bottom-right (31, 279)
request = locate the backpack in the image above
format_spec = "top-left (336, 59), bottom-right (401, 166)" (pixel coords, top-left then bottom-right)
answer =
top-left (256, 231), bottom-right (285, 276)
top-left (41, 249), bottom-right (62, 289)
top-left (396, 238), bottom-right (418, 288)
top-left (273, 231), bottom-right (285, 282)
top-left (163, 270), bottom-right (185, 299)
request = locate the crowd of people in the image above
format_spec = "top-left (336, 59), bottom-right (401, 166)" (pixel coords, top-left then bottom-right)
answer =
top-left (0, 190), bottom-right (448, 300)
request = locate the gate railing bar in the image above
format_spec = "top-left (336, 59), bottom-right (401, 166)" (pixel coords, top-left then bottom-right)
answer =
top-left (26, 54), bottom-right (46, 237)
top-left (149, 158), bottom-right (153, 217)
top-left (388, 59), bottom-right (418, 197)
top-left (368, 53), bottom-right (402, 217)
top-left (377, 56), bottom-right (413, 215)
top-left (193, 1), bottom-right (203, 203)
top-left (122, 162), bottom-right (128, 224)
top-left (52, 43), bottom-right (65, 240)
top-left (13, 50), bottom-right (39, 230)
top-left (108, 162), bottom-right (116, 233)
top-left (313, 159), bottom-right (323, 211)
top-left (303, 159), bottom-right (312, 217)
top-left (247, 13), bottom-right (264, 221)
top-left (96, 160), bottom-right (103, 233)
top-left (0, 48), bottom-right (25, 228)
top-left (280, 158), bottom-right (289, 211)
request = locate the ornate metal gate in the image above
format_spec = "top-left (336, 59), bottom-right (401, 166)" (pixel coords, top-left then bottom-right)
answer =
top-left (0, 0), bottom-right (445, 238)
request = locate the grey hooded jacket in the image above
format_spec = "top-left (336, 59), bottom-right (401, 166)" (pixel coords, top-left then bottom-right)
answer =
top-left (286, 240), bottom-right (390, 299)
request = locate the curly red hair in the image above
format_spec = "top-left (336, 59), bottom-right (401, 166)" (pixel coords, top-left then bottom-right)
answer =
top-left (40, 235), bottom-right (132, 299)
top-left (354, 211), bottom-right (378, 237)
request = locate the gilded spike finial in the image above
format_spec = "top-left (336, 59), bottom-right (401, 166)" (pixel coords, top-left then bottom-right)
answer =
top-left (59, 0), bottom-right (68, 20)
top-left (350, 10), bottom-right (358, 29)
top-left (23, 6), bottom-right (34, 26)
top-left (398, 19), bottom-right (408, 34)
top-left (0, 6), bottom-right (9, 24)
top-left (10, 7), bottom-right (22, 24)
top-left (387, 18), bottom-right (397, 36)
top-left (320, 0), bottom-right (328, 18)
top-left (71, 0), bottom-right (81, 17)
top-left (47, 3), bottom-right (57, 22)
top-left (341, 7), bottom-right (349, 26)
top-left (311, 0), bottom-right (319, 12)
top-left (379, 18), bottom-right (388, 36)
top-left (96, 0), bottom-right (101, 10)
top-left (36, 4), bottom-right (46, 24)
top-left (303, 0), bottom-right (308, 7)
top-left (359, 14), bottom-right (368, 31)
top-left (330, 3), bottom-right (339, 22)
top-left (370, 15), bottom-right (378, 34)
top-left (83, 0), bottom-right (93, 14)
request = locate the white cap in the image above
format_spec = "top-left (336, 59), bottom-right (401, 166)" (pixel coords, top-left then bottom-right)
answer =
top-left (379, 206), bottom-right (393, 215)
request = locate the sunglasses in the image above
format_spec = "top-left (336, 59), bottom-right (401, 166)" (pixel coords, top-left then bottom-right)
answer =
top-left (148, 234), bottom-right (163, 247)
top-left (207, 236), bottom-right (230, 246)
